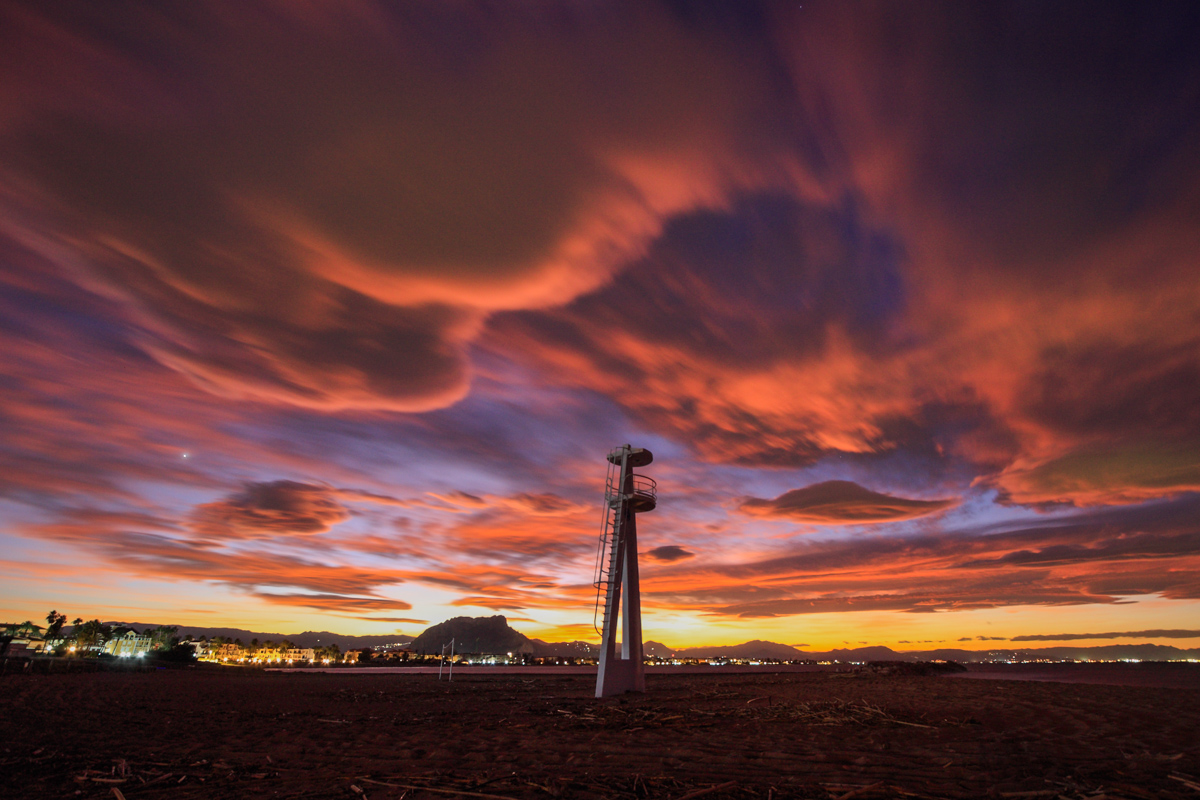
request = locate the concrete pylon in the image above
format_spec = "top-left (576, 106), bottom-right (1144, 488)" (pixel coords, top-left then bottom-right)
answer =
top-left (595, 444), bottom-right (656, 698)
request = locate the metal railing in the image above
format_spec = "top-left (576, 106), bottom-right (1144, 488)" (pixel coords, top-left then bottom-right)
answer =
top-left (629, 474), bottom-right (656, 508)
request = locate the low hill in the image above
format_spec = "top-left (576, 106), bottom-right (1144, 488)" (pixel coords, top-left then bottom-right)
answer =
top-left (526, 640), bottom-right (676, 658)
top-left (99, 623), bottom-right (412, 651)
top-left (644, 641), bottom-right (673, 658)
top-left (904, 643), bottom-right (1200, 662)
top-left (672, 640), bottom-right (808, 661)
top-left (409, 615), bottom-right (533, 655)
top-left (811, 646), bottom-right (912, 662)
top-left (528, 639), bottom-right (597, 657)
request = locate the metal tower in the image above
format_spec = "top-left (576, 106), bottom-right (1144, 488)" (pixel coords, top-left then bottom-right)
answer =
top-left (593, 444), bottom-right (656, 697)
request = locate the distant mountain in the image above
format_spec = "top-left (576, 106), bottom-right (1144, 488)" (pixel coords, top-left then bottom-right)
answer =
top-left (528, 639), bottom-right (598, 657)
top-left (91, 618), bottom-right (1200, 662)
top-left (100, 623), bottom-right (412, 651)
top-left (409, 615), bottom-right (533, 655)
top-left (813, 646), bottom-right (911, 662)
top-left (907, 649), bottom-right (981, 663)
top-left (1034, 643), bottom-right (1200, 661)
top-left (904, 643), bottom-right (1200, 662)
top-left (672, 639), bottom-right (808, 661)
top-left (524, 639), bottom-right (673, 658)
top-left (644, 640), bottom-right (673, 658)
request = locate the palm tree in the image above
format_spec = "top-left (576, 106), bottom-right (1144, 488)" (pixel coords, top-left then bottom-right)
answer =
top-left (148, 625), bottom-right (179, 651)
top-left (73, 619), bottom-right (111, 653)
top-left (45, 610), bottom-right (67, 640)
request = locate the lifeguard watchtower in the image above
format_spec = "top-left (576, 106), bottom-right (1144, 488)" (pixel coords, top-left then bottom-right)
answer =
top-left (593, 444), bottom-right (656, 697)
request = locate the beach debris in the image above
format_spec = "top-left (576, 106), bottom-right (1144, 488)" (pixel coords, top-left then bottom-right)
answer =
top-left (535, 697), bottom-right (937, 732)
top-left (831, 782), bottom-right (883, 800)
top-left (356, 777), bottom-right (524, 799)
top-left (674, 780), bottom-right (737, 800)
top-left (1170, 773), bottom-right (1200, 791)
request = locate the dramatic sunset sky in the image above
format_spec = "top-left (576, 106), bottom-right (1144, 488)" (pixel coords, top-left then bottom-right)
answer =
top-left (3, 2), bottom-right (1200, 650)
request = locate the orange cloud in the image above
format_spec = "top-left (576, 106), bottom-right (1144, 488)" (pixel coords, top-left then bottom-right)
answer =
top-left (407, 563), bottom-right (587, 614)
top-left (425, 491), bottom-right (489, 511)
top-left (487, 4), bottom-right (1200, 507)
top-left (740, 480), bottom-right (956, 524)
top-left (995, 441), bottom-right (1200, 507)
top-left (4, 3), bottom-right (1200, 637)
top-left (499, 493), bottom-right (588, 516)
top-left (191, 481), bottom-right (350, 539)
top-left (1011, 630), bottom-right (1200, 642)
top-left (630, 494), bottom-right (1200, 619)
top-left (20, 508), bottom-right (414, 613)
top-left (0, 1), bottom-right (794, 413)
top-left (251, 593), bottom-right (411, 613)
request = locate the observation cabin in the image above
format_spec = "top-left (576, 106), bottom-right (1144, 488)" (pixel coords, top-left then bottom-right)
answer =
top-left (607, 446), bottom-right (656, 513)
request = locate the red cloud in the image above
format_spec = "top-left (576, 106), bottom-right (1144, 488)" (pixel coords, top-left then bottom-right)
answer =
top-left (19, 508), bottom-right (413, 613)
top-left (499, 493), bottom-right (587, 516)
top-left (250, 593), bottom-right (411, 613)
top-left (740, 481), bottom-right (956, 524)
top-left (995, 441), bottom-right (1200, 507)
top-left (0, 2), bottom-right (793, 413)
top-left (1011, 630), bottom-right (1200, 642)
top-left (191, 481), bottom-right (350, 539)
top-left (4, 3), bottom-right (1200, 636)
top-left (484, 6), bottom-right (1200, 509)
top-left (637, 496), bottom-right (1200, 617)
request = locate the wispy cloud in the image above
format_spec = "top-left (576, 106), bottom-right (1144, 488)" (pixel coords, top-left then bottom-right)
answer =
top-left (637, 495), bottom-right (1200, 617)
top-left (191, 481), bottom-right (350, 539)
top-left (0, 1), bottom-right (794, 414)
top-left (1011, 629), bottom-right (1200, 642)
top-left (251, 593), bottom-right (411, 613)
top-left (21, 508), bottom-right (413, 614)
top-left (740, 481), bottom-right (956, 524)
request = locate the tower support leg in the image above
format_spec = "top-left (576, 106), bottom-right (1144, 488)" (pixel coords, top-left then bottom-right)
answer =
top-left (596, 501), bottom-right (644, 697)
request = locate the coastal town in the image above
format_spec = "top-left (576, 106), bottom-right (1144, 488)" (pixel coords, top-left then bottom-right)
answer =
top-left (1, 612), bottom-right (598, 668)
top-left (1, 614), bottom-right (511, 667)
top-left (0, 616), bottom-right (777, 668)
top-left (6, 612), bottom-right (1199, 673)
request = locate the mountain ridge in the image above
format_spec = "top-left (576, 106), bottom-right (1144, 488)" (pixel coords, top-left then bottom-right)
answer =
top-left (87, 618), bottom-right (1200, 661)
top-left (95, 623), bottom-right (413, 651)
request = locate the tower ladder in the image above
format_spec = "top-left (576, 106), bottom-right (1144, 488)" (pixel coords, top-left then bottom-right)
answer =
top-left (593, 456), bottom-right (623, 636)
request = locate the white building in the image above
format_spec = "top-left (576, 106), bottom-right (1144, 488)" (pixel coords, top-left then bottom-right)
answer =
top-left (104, 629), bottom-right (153, 658)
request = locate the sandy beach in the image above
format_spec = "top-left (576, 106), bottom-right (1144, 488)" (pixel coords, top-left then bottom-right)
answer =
top-left (3, 665), bottom-right (1198, 799)
top-left (951, 662), bottom-right (1200, 690)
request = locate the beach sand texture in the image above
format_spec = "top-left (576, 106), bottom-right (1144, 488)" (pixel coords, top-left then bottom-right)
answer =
top-left (2, 669), bottom-right (1197, 799)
